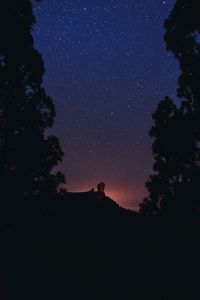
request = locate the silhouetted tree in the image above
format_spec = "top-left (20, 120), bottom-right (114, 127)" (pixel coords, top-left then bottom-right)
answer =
top-left (140, 0), bottom-right (200, 215)
top-left (165, 0), bottom-right (200, 111)
top-left (0, 1), bottom-right (65, 204)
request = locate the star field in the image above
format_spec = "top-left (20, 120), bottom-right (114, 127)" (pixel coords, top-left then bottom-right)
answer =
top-left (33, 0), bottom-right (178, 209)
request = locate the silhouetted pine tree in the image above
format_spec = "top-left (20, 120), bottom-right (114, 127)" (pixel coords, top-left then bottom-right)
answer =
top-left (140, 0), bottom-right (200, 215)
top-left (0, 1), bottom-right (65, 203)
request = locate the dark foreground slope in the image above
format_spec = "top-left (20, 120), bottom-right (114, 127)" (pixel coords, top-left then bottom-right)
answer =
top-left (0, 193), bottom-right (199, 299)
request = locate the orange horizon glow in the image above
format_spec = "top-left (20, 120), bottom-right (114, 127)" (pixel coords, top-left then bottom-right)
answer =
top-left (65, 182), bottom-right (146, 211)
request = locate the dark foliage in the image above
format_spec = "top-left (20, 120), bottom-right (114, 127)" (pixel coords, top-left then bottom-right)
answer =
top-left (0, 0), bottom-right (65, 205)
top-left (140, 0), bottom-right (200, 216)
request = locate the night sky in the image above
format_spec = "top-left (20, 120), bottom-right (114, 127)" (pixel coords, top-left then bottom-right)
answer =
top-left (33, 0), bottom-right (178, 210)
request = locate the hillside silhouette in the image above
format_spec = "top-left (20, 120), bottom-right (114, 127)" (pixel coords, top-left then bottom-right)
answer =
top-left (0, 188), bottom-right (198, 299)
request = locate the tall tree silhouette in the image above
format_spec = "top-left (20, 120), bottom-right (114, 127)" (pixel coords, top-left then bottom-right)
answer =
top-left (140, 0), bottom-right (200, 215)
top-left (0, 1), bottom-right (65, 203)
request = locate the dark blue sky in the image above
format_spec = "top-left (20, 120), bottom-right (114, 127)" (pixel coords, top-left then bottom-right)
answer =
top-left (33, 0), bottom-right (178, 209)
